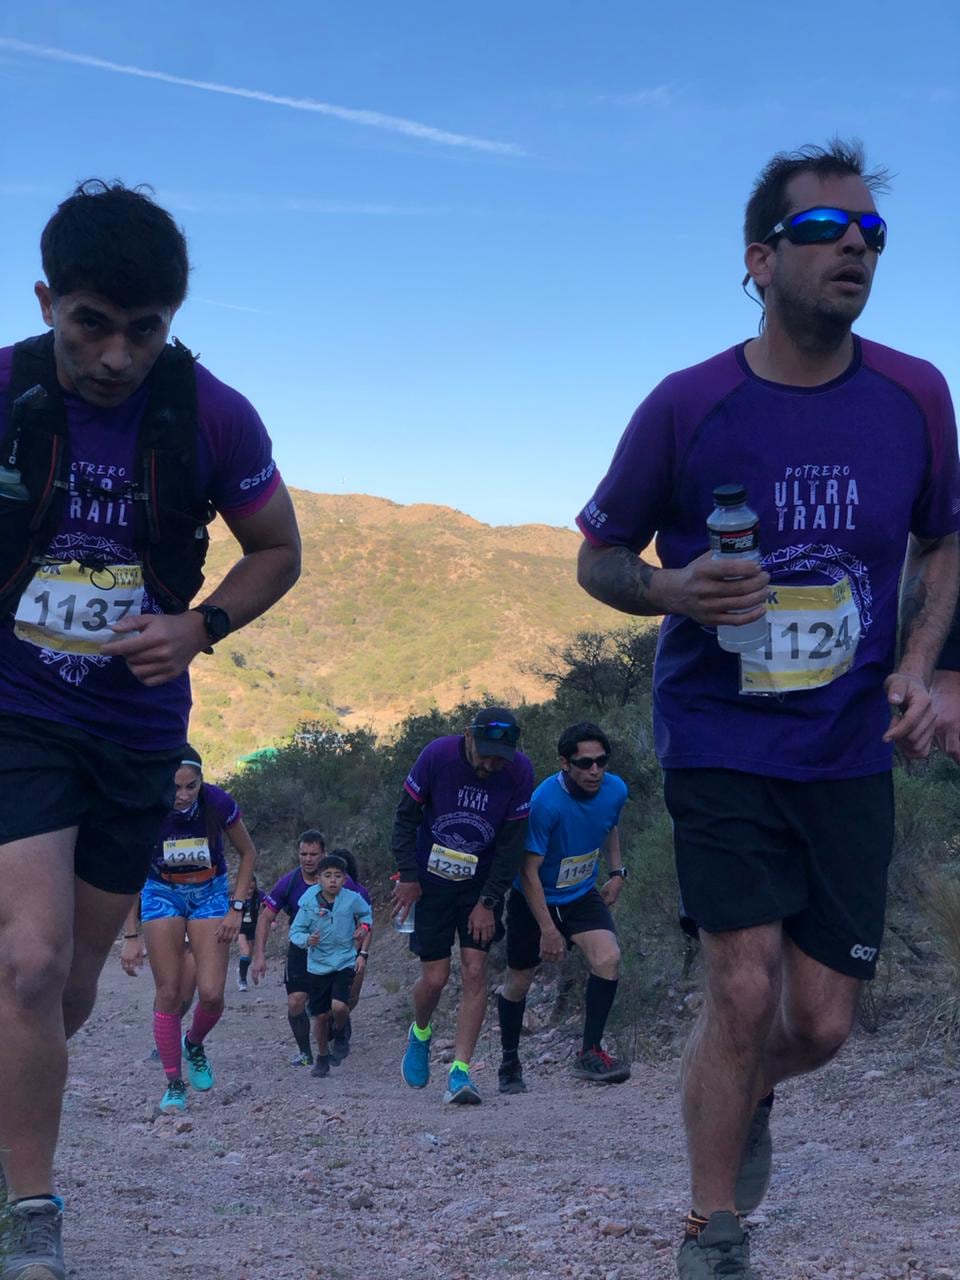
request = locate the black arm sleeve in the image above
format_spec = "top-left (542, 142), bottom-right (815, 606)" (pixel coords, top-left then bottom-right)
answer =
top-left (391, 790), bottom-right (423, 882)
top-left (480, 817), bottom-right (529, 904)
top-left (938, 602), bottom-right (960, 671)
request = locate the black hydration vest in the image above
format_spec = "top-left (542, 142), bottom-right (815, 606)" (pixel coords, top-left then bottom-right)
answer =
top-left (0, 332), bottom-right (215, 616)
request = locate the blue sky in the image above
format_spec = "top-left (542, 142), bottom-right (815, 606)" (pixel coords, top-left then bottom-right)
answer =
top-left (2, 3), bottom-right (958, 528)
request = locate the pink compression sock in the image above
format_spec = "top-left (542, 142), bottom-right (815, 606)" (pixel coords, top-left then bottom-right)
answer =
top-left (187, 1003), bottom-right (222, 1046)
top-left (153, 1010), bottom-right (183, 1080)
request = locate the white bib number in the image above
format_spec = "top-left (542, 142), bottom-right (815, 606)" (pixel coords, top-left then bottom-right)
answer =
top-left (739, 577), bottom-right (861, 695)
top-left (427, 844), bottom-right (479, 882)
top-left (14, 560), bottom-right (145, 655)
top-left (162, 837), bottom-right (212, 869)
top-left (556, 849), bottom-right (599, 890)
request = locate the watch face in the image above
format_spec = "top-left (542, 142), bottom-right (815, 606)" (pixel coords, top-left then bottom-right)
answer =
top-left (200, 606), bottom-right (231, 641)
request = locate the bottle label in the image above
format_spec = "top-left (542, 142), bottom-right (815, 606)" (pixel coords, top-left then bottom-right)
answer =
top-left (710, 526), bottom-right (759, 555)
top-left (739, 576), bottom-right (861, 695)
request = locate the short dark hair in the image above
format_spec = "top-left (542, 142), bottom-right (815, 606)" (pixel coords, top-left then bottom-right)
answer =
top-left (298, 829), bottom-right (325, 850)
top-left (744, 139), bottom-right (891, 248)
top-left (330, 847), bottom-right (359, 881)
top-left (557, 722), bottom-right (611, 760)
top-left (318, 855), bottom-right (347, 874)
top-left (41, 179), bottom-right (190, 308)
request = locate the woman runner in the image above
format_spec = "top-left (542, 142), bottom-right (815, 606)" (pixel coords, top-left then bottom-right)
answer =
top-left (120, 746), bottom-right (256, 1112)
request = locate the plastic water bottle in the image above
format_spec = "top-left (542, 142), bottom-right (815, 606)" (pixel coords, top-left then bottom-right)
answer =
top-left (390, 872), bottom-right (416, 933)
top-left (393, 904), bottom-right (415, 934)
top-left (708, 483), bottom-right (767, 654)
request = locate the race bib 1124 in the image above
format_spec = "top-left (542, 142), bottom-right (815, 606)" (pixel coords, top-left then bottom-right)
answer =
top-left (739, 577), bottom-right (861, 695)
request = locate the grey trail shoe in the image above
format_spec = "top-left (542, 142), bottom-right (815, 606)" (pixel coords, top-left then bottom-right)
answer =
top-left (1, 1197), bottom-right (66, 1280)
top-left (676, 1211), bottom-right (755, 1279)
top-left (735, 1093), bottom-right (774, 1214)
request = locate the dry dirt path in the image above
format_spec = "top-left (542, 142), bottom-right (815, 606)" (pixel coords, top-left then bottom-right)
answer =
top-left (56, 931), bottom-right (959, 1280)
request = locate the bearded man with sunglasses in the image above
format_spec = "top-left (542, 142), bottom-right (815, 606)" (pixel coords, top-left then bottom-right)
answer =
top-left (497, 721), bottom-right (630, 1094)
top-left (576, 140), bottom-right (960, 1279)
top-left (390, 706), bottom-right (533, 1104)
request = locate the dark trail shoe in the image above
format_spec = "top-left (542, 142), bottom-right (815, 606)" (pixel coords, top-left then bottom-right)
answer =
top-left (571, 1047), bottom-right (631, 1084)
top-left (497, 1058), bottom-right (527, 1095)
top-left (735, 1093), bottom-right (774, 1214)
top-left (676, 1211), bottom-right (755, 1278)
top-left (2, 1197), bottom-right (66, 1280)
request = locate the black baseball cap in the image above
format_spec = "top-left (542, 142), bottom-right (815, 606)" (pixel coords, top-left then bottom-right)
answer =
top-left (468, 707), bottom-right (521, 761)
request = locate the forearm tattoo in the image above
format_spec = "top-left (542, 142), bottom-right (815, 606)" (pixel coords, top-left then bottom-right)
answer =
top-left (579, 546), bottom-right (658, 615)
top-left (900, 574), bottom-right (929, 646)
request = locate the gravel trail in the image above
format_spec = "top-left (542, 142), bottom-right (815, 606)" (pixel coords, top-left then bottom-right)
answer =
top-left (56, 931), bottom-right (959, 1280)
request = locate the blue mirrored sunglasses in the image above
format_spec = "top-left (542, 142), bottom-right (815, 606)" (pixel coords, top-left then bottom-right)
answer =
top-left (471, 721), bottom-right (520, 745)
top-left (762, 207), bottom-right (886, 253)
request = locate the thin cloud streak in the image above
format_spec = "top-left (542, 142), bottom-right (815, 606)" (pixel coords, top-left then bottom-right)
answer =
top-left (190, 296), bottom-right (264, 314)
top-left (0, 37), bottom-right (525, 157)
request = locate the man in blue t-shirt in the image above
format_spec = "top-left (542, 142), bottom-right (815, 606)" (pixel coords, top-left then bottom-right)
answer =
top-left (577, 140), bottom-right (960, 1276)
top-left (497, 722), bottom-right (630, 1095)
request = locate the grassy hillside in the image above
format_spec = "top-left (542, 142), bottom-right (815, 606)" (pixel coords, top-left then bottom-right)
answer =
top-left (189, 490), bottom-right (628, 769)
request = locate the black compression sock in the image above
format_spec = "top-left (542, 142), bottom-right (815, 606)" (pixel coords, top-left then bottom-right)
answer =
top-left (582, 975), bottom-right (618, 1053)
top-left (238, 957), bottom-right (251, 982)
top-left (497, 993), bottom-right (525, 1060)
top-left (288, 1010), bottom-right (312, 1057)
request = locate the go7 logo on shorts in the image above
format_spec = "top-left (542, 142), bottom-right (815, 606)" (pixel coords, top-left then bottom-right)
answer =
top-left (850, 943), bottom-right (878, 962)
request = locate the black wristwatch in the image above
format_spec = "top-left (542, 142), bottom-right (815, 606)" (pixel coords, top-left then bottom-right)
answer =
top-left (608, 867), bottom-right (629, 880)
top-left (230, 899), bottom-right (246, 912)
top-left (479, 894), bottom-right (499, 911)
top-left (194, 604), bottom-right (232, 652)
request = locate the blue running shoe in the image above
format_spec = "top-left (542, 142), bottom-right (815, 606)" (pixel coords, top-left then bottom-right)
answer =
top-left (158, 1078), bottom-right (188, 1114)
top-left (401, 1024), bottom-right (431, 1088)
top-left (443, 1065), bottom-right (481, 1105)
top-left (183, 1035), bottom-right (215, 1091)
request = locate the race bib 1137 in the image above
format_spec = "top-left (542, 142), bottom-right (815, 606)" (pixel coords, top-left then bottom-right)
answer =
top-left (14, 560), bottom-right (144, 655)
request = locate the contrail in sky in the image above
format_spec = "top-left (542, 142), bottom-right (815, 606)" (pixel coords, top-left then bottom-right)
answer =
top-left (0, 37), bottom-right (525, 156)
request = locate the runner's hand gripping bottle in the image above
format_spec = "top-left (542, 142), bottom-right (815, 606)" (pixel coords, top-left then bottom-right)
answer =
top-left (708, 483), bottom-right (767, 654)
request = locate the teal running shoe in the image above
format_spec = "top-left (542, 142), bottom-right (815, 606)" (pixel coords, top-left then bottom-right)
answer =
top-left (183, 1035), bottom-right (215, 1091)
top-left (400, 1024), bottom-right (431, 1088)
top-left (158, 1078), bottom-right (188, 1114)
top-left (443, 1065), bottom-right (481, 1105)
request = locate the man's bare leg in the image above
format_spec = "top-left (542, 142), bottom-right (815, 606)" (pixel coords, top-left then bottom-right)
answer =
top-left (756, 936), bottom-right (860, 1098)
top-left (453, 949), bottom-right (489, 1065)
top-left (680, 923), bottom-right (782, 1215)
top-left (0, 830), bottom-right (77, 1199)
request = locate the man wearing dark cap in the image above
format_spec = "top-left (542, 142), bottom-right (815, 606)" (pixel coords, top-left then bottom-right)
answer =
top-left (390, 707), bottom-right (534, 1104)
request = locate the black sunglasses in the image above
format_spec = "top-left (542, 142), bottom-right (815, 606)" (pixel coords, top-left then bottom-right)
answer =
top-left (569, 753), bottom-right (609, 771)
top-left (761, 206), bottom-right (886, 253)
top-left (471, 721), bottom-right (520, 745)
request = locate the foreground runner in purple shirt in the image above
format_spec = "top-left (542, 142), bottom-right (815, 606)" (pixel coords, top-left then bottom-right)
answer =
top-left (390, 707), bottom-right (533, 1105)
top-left (0, 181), bottom-right (300, 1280)
top-left (577, 142), bottom-right (960, 1277)
top-left (251, 831), bottom-right (372, 1066)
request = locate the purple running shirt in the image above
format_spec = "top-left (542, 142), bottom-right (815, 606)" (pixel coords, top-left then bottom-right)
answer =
top-left (577, 338), bottom-right (960, 782)
top-left (404, 734), bottom-right (534, 876)
top-left (0, 347), bottom-right (281, 750)
top-left (147, 783), bottom-right (240, 881)
top-left (264, 868), bottom-right (371, 918)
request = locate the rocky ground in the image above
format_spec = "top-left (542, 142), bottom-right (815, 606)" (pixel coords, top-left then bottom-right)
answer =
top-left (54, 926), bottom-right (959, 1280)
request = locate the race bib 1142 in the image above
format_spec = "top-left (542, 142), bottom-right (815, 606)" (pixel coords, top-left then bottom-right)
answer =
top-left (739, 577), bottom-right (861, 695)
top-left (14, 560), bottom-right (144, 655)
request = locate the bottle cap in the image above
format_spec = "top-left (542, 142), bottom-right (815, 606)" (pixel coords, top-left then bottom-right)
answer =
top-left (712, 483), bottom-right (747, 507)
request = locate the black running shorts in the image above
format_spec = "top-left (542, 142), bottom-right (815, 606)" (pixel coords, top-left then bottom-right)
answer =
top-left (306, 966), bottom-right (356, 1016)
top-left (0, 713), bottom-right (180, 895)
top-left (410, 875), bottom-right (505, 963)
top-left (664, 768), bottom-right (894, 980)
top-left (506, 885), bottom-right (617, 971)
top-left (284, 941), bottom-right (311, 995)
